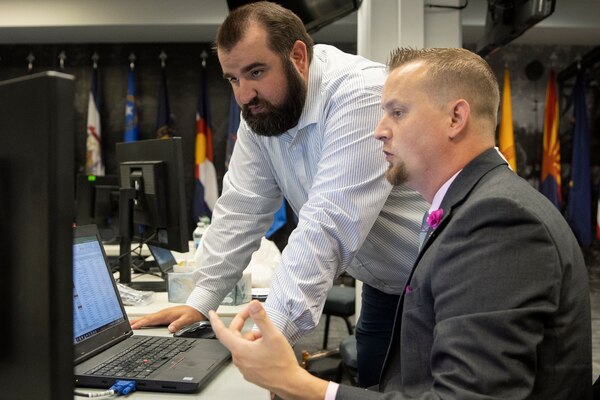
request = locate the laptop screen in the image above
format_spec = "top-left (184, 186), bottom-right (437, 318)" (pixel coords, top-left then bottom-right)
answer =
top-left (147, 244), bottom-right (177, 273)
top-left (73, 232), bottom-right (127, 344)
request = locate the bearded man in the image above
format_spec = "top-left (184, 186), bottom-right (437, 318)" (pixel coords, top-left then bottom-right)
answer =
top-left (131, 2), bottom-right (427, 387)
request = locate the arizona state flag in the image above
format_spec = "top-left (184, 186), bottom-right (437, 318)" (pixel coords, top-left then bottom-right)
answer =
top-left (540, 69), bottom-right (561, 208)
top-left (567, 71), bottom-right (592, 247)
top-left (124, 65), bottom-right (139, 142)
top-left (498, 68), bottom-right (517, 172)
top-left (85, 65), bottom-right (104, 175)
top-left (193, 67), bottom-right (219, 221)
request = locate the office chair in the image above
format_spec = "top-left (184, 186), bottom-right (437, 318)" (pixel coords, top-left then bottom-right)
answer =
top-left (322, 283), bottom-right (355, 349)
top-left (338, 334), bottom-right (358, 386)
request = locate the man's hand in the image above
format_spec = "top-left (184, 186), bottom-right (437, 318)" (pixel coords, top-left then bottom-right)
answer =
top-left (209, 300), bottom-right (328, 400)
top-left (129, 305), bottom-right (204, 333)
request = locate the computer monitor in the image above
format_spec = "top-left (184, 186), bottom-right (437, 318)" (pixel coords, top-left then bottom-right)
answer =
top-left (0, 72), bottom-right (74, 399)
top-left (115, 138), bottom-right (189, 284)
top-left (226, 0), bottom-right (362, 33)
top-left (476, 0), bottom-right (556, 57)
top-left (75, 174), bottom-right (120, 243)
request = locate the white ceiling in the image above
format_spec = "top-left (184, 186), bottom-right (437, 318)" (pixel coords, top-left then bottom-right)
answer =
top-left (0, 0), bottom-right (598, 46)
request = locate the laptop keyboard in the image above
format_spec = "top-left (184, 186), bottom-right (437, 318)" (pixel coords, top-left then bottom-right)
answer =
top-left (86, 336), bottom-right (196, 378)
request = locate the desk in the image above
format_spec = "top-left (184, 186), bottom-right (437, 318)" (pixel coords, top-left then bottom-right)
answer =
top-left (103, 242), bottom-right (196, 259)
top-left (75, 314), bottom-right (267, 399)
top-left (125, 291), bottom-right (248, 319)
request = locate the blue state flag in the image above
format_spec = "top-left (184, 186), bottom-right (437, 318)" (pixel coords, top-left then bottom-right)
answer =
top-left (567, 71), bottom-right (592, 247)
top-left (124, 66), bottom-right (139, 142)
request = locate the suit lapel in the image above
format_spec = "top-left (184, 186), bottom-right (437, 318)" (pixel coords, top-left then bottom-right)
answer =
top-left (418, 148), bottom-right (508, 255)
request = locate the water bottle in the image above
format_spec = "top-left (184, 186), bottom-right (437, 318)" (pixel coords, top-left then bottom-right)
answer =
top-left (193, 216), bottom-right (210, 251)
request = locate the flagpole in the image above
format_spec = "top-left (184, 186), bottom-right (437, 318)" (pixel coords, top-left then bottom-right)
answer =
top-left (26, 52), bottom-right (35, 73)
top-left (540, 52), bottom-right (562, 209)
top-left (156, 51), bottom-right (172, 139)
top-left (124, 53), bottom-right (139, 142)
top-left (85, 52), bottom-right (104, 176)
top-left (58, 50), bottom-right (66, 70)
top-left (92, 52), bottom-right (99, 70)
top-left (193, 49), bottom-right (219, 220)
top-left (201, 50), bottom-right (208, 69)
top-left (128, 52), bottom-right (136, 70)
top-left (159, 50), bottom-right (167, 69)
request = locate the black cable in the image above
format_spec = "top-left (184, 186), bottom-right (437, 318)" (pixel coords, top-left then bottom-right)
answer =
top-left (109, 230), bottom-right (157, 273)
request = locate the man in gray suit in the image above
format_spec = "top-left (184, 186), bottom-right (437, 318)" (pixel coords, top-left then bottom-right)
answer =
top-left (209, 47), bottom-right (593, 399)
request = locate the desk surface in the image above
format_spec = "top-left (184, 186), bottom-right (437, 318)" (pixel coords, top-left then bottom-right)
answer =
top-left (75, 323), bottom-right (266, 399)
top-left (124, 291), bottom-right (247, 318)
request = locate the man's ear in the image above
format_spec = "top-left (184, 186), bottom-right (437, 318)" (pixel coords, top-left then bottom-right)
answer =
top-left (290, 40), bottom-right (308, 76)
top-left (448, 99), bottom-right (470, 140)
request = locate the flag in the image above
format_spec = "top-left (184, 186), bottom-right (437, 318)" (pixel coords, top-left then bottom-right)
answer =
top-left (85, 65), bottom-right (104, 175)
top-left (225, 92), bottom-right (240, 171)
top-left (567, 71), bottom-right (592, 247)
top-left (265, 201), bottom-right (288, 239)
top-left (156, 66), bottom-right (173, 139)
top-left (193, 67), bottom-right (219, 221)
top-left (540, 69), bottom-right (561, 208)
top-left (498, 68), bottom-right (517, 172)
top-left (124, 65), bottom-right (139, 142)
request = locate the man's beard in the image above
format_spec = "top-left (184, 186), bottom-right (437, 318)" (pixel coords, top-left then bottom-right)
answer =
top-left (386, 162), bottom-right (408, 186)
top-left (242, 57), bottom-right (307, 137)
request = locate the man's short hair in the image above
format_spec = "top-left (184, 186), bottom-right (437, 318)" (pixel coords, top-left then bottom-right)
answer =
top-left (388, 48), bottom-right (500, 127)
top-left (215, 1), bottom-right (314, 63)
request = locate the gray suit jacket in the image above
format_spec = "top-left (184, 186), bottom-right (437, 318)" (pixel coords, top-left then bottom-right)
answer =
top-left (337, 148), bottom-right (592, 399)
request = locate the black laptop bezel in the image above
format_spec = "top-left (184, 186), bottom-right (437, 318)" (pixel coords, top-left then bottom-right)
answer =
top-left (73, 224), bottom-right (134, 364)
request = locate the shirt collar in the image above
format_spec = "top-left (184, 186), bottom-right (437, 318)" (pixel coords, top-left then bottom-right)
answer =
top-left (429, 170), bottom-right (461, 213)
top-left (281, 46), bottom-right (324, 139)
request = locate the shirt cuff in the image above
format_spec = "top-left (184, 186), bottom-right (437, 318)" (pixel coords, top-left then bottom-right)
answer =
top-left (325, 381), bottom-right (339, 400)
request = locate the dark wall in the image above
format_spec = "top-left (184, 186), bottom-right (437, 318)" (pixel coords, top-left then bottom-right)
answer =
top-left (0, 43), bottom-right (232, 235)
top-left (1, 42), bottom-right (598, 230)
top-left (0, 41), bottom-right (355, 237)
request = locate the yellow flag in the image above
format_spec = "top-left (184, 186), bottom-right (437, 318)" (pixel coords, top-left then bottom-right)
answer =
top-left (498, 68), bottom-right (517, 172)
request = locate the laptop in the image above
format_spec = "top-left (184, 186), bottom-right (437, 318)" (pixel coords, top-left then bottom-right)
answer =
top-left (73, 224), bottom-right (230, 393)
top-left (128, 244), bottom-right (178, 292)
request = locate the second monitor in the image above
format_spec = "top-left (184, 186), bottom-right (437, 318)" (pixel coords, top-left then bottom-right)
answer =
top-left (116, 137), bottom-right (189, 285)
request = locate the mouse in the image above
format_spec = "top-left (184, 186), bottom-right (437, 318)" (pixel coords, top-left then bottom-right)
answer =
top-left (172, 321), bottom-right (216, 339)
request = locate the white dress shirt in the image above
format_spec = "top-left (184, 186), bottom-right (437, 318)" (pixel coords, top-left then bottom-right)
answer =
top-left (187, 44), bottom-right (428, 343)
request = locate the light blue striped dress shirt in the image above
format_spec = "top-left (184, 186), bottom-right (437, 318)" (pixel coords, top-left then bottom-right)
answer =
top-left (188, 45), bottom-right (428, 343)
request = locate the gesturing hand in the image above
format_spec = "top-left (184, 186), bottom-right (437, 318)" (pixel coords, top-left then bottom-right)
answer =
top-left (209, 301), bottom-right (328, 400)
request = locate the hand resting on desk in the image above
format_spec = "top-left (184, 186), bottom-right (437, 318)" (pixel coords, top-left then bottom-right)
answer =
top-left (129, 304), bottom-right (204, 333)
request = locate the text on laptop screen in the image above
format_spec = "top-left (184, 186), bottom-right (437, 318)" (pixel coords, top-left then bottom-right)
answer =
top-left (73, 235), bottom-right (125, 343)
